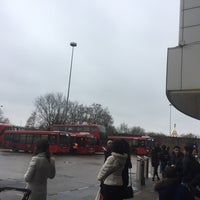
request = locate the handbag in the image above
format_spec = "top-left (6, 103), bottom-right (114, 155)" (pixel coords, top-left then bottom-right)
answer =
top-left (123, 186), bottom-right (134, 199)
top-left (123, 169), bottom-right (134, 199)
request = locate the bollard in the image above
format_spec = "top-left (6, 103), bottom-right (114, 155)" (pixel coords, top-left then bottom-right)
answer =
top-left (140, 159), bottom-right (145, 185)
top-left (136, 156), bottom-right (145, 185)
top-left (143, 156), bottom-right (149, 179)
top-left (136, 156), bottom-right (142, 181)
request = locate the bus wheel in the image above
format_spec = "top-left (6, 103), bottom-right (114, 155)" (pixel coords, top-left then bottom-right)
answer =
top-left (12, 146), bottom-right (18, 152)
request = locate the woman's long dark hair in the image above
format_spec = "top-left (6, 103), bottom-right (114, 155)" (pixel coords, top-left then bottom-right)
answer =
top-left (112, 140), bottom-right (125, 155)
top-left (34, 139), bottom-right (51, 162)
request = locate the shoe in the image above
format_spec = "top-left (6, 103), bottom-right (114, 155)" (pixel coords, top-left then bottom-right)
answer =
top-left (157, 177), bottom-right (160, 181)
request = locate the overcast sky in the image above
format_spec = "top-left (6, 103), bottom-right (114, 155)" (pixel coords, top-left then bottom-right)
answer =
top-left (1, 0), bottom-right (200, 136)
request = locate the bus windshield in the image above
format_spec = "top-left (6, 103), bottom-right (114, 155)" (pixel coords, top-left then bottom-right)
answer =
top-left (59, 133), bottom-right (70, 146)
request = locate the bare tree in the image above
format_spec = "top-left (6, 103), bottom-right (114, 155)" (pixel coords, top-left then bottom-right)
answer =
top-left (25, 111), bottom-right (37, 128)
top-left (130, 126), bottom-right (145, 136)
top-left (28, 93), bottom-right (114, 130)
top-left (85, 103), bottom-right (113, 128)
top-left (117, 123), bottom-right (129, 134)
top-left (34, 93), bottom-right (66, 128)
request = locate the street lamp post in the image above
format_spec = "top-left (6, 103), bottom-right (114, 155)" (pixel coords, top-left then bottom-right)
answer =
top-left (169, 104), bottom-right (172, 136)
top-left (66, 42), bottom-right (77, 118)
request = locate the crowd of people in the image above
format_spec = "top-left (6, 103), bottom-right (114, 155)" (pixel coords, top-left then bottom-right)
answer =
top-left (22, 138), bottom-right (200, 200)
top-left (152, 142), bottom-right (200, 200)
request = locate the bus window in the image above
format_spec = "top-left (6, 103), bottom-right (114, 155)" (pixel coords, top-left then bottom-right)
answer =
top-left (26, 134), bottom-right (33, 144)
top-left (60, 134), bottom-right (70, 146)
top-left (86, 135), bottom-right (96, 147)
top-left (41, 135), bottom-right (48, 140)
top-left (13, 134), bottom-right (20, 142)
top-left (139, 140), bottom-right (145, 147)
top-left (83, 127), bottom-right (90, 132)
top-left (67, 126), bottom-right (75, 132)
top-left (33, 135), bottom-right (41, 143)
top-left (76, 126), bottom-right (82, 132)
top-left (52, 126), bottom-right (66, 131)
top-left (89, 126), bottom-right (96, 132)
top-left (76, 138), bottom-right (84, 146)
top-left (49, 135), bottom-right (57, 144)
top-left (20, 134), bottom-right (26, 143)
top-left (132, 139), bottom-right (139, 147)
top-left (58, 127), bottom-right (66, 131)
top-left (5, 133), bottom-right (12, 141)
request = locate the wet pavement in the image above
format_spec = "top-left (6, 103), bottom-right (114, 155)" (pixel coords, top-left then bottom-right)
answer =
top-left (0, 149), bottom-right (158, 199)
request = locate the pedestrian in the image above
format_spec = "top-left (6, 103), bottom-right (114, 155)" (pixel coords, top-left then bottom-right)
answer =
top-left (97, 140), bottom-right (127, 200)
top-left (155, 165), bottom-right (179, 200)
top-left (174, 145), bottom-right (200, 200)
top-left (104, 140), bottom-right (113, 162)
top-left (122, 140), bottom-right (132, 187)
top-left (24, 139), bottom-right (56, 200)
top-left (151, 142), bottom-right (161, 181)
top-left (160, 145), bottom-right (170, 178)
top-left (170, 145), bottom-right (183, 181)
top-left (182, 145), bottom-right (200, 184)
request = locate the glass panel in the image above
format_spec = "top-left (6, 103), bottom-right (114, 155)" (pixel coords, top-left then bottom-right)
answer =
top-left (13, 134), bottom-right (20, 142)
top-left (138, 140), bottom-right (146, 147)
top-left (33, 135), bottom-right (41, 143)
top-left (26, 134), bottom-right (33, 144)
top-left (89, 126), bottom-right (97, 132)
top-left (132, 140), bottom-right (139, 147)
top-left (41, 135), bottom-right (48, 140)
top-left (49, 135), bottom-right (57, 144)
top-left (99, 125), bottom-right (106, 133)
top-left (82, 127), bottom-right (89, 132)
top-left (77, 126), bottom-right (83, 132)
top-left (20, 134), bottom-right (26, 143)
top-left (52, 126), bottom-right (68, 131)
top-left (5, 133), bottom-right (12, 141)
top-left (76, 137), bottom-right (85, 146)
top-left (67, 126), bottom-right (76, 132)
top-left (86, 135), bottom-right (96, 146)
top-left (59, 134), bottom-right (70, 146)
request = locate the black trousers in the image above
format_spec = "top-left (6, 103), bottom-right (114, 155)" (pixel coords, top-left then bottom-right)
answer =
top-left (101, 184), bottom-right (123, 200)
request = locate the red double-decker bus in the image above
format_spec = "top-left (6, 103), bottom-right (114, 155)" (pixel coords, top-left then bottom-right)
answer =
top-left (69, 133), bottom-right (96, 154)
top-left (108, 135), bottom-right (154, 155)
top-left (0, 124), bottom-right (12, 146)
top-left (2, 130), bottom-right (71, 154)
top-left (0, 124), bottom-right (26, 146)
top-left (50, 124), bottom-right (107, 152)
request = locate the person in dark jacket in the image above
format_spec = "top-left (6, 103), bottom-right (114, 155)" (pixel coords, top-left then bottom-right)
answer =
top-left (170, 145), bottom-right (184, 181)
top-left (182, 145), bottom-right (200, 184)
top-left (160, 145), bottom-right (170, 178)
top-left (174, 145), bottom-right (200, 200)
top-left (151, 142), bottom-right (161, 181)
top-left (155, 166), bottom-right (179, 200)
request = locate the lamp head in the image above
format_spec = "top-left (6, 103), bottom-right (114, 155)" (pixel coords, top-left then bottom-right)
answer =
top-left (70, 42), bottom-right (77, 47)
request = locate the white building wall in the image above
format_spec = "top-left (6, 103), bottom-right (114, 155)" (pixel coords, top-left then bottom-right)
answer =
top-left (166, 0), bottom-right (200, 119)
